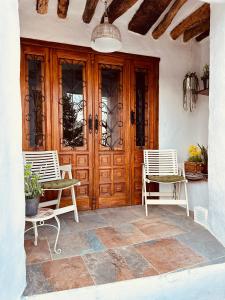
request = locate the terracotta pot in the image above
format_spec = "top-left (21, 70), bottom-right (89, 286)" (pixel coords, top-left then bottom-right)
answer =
top-left (25, 197), bottom-right (39, 217)
top-left (185, 161), bottom-right (204, 174)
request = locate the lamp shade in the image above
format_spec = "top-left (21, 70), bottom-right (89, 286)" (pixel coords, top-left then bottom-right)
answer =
top-left (91, 21), bottom-right (122, 53)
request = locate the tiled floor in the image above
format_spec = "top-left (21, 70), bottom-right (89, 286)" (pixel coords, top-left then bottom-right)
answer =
top-left (23, 205), bottom-right (225, 296)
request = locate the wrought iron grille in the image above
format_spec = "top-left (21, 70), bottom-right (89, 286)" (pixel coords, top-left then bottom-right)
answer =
top-left (25, 55), bottom-right (45, 148)
top-left (135, 68), bottom-right (149, 147)
top-left (99, 64), bottom-right (123, 150)
top-left (58, 59), bottom-right (87, 148)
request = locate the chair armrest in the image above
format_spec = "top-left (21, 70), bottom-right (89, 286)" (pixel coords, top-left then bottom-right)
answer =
top-left (59, 164), bottom-right (72, 172)
top-left (59, 164), bottom-right (72, 179)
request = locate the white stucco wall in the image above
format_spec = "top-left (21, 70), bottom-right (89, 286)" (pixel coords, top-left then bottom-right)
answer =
top-left (208, 3), bottom-right (225, 245)
top-left (0, 1), bottom-right (26, 299)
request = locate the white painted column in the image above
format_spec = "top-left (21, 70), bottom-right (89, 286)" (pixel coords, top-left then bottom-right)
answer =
top-left (0, 1), bottom-right (26, 299)
top-left (208, 3), bottom-right (225, 245)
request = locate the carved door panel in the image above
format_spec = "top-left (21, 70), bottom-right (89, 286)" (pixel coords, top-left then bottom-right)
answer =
top-left (93, 56), bottom-right (131, 208)
top-left (21, 45), bottom-right (51, 150)
top-left (130, 60), bottom-right (159, 205)
top-left (52, 50), bottom-right (94, 209)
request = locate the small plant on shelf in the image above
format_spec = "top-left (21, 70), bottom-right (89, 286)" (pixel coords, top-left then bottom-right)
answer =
top-left (201, 64), bottom-right (209, 90)
top-left (185, 145), bottom-right (203, 174)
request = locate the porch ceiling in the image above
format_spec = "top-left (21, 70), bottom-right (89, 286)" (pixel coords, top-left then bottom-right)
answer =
top-left (20, 0), bottom-right (209, 43)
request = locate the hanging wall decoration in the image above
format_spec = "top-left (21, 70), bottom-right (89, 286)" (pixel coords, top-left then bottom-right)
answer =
top-left (183, 72), bottom-right (199, 112)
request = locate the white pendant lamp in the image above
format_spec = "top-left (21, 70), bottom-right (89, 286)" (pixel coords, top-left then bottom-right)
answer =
top-left (91, 1), bottom-right (122, 53)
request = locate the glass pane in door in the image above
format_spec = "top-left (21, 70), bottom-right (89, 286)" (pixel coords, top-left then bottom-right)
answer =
top-left (60, 61), bottom-right (85, 148)
top-left (100, 65), bottom-right (123, 150)
top-left (26, 56), bottom-right (44, 147)
top-left (135, 69), bottom-right (147, 147)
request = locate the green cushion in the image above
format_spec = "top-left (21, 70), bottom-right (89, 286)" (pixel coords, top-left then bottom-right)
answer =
top-left (147, 175), bottom-right (185, 183)
top-left (41, 178), bottom-right (80, 190)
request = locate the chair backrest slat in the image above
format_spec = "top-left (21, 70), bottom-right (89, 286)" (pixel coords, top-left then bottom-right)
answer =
top-left (23, 151), bottom-right (61, 182)
top-left (144, 149), bottom-right (178, 176)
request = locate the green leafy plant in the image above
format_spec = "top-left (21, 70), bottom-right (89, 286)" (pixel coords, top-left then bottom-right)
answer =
top-left (198, 144), bottom-right (208, 165)
top-left (24, 164), bottom-right (43, 200)
top-left (201, 64), bottom-right (209, 79)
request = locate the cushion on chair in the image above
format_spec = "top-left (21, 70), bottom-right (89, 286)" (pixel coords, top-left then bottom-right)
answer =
top-left (147, 175), bottom-right (185, 183)
top-left (41, 178), bottom-right (80, 190)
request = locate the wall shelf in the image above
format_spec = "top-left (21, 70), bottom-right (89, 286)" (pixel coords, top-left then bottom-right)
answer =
top-left (198, 89), bottom-right (209, 96)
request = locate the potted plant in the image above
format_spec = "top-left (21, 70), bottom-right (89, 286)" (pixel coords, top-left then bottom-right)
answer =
top-left (185, 145), bottom-right (203, 173)
top-left (201, 64), bottom-right (209, 90)
top-left (198, 144), bottom-right (208, 174)
top-left (24, 164), bottom-right (43, 217)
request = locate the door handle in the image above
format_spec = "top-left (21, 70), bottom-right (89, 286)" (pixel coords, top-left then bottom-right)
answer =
top-left (95, 114), bottom-right (99, 134)
top-left (88, 114), bottom-right (93, 133)
top-left (130, 110), bottom-right (135, 125)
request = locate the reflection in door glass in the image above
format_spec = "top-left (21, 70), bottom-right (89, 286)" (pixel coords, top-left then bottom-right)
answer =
top-left (135, 70), bottom-right (146, 147)
top-left (27, 56), bottom-right (44, 147)
top-left (61, 62), bottom-right (85, 148)
top-left (100, 66), bottom-right (123, 150)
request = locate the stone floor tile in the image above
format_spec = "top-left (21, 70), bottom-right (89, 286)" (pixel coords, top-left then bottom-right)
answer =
top-left (116, 246), bottom-right (158, 278)
top-left (23, 264), bottom-right (53, 296)
top-left (49, 230), bottom-right (106, 259)
top-left (63, 213), bottom-right (108, 232)
top-left (162, 213), bottom-right (202, 232)
top-left (95, 227), bottom-right (128, 248)
top-left (83, 249), bottom-right (134, 284)
top-left (132, 217), bottom-right (184, 240)
top-left (100, 209), bottom-right (142, 226)
top-left (162, 205), bottom-right (188, 216)
top-left (114, 223), bottom-right (147, 244)
top-left (41, 256), bottom-right (94, 291)
top-left (176, 228), bottom-right (225, 261)
top-left (135, 238), bottom-right (205, 273)
top-left (25, 239), bottom-right (51, 265)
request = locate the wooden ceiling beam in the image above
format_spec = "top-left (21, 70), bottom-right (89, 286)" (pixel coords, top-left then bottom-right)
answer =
top-left (196, 29), bottom-right (210, 42)
top-left (36, 0), bottom-right (49, 14)
top-left (170, 3), bottom-right (210, 40)
top-left (152, 0), bottom-right (188, 39)
top-left (83, 0), bottom-right (99, 24)
top-left (128, 0), bottom-right (173, 35)
top-left (183, 19), bottom-right (210, 42)
top-left (101, 0), bottom-right (139, 24)
top-left (57, 0), bottom-right (69, 19)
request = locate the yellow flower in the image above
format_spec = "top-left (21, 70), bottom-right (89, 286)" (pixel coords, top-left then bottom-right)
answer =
top-left (188, 145), bottom-right (201, 157)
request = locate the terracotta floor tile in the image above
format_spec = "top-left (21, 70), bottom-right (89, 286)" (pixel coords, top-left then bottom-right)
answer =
top-left (114, 223), bottom-right (147, 244)
top-left (132, 218), bottom-right (184, 240)
top-left (41, 256), bottom-right (94, 291)
top-left (135, 238), bottom-right (205, 273)
top-left (95, 227), bottom-right (128, 248)
top-left (25, 239), bottom-right (51, 265)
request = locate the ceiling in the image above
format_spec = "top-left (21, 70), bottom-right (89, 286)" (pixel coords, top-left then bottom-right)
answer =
top-left (19, 0), bottom-right (210, 44)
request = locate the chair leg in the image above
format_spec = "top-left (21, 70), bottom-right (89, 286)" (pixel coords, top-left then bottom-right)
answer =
top-left (184, 181), bottom-right (189, 217)
top-left (56, 189), bottom-right (62, 209)
top-left (142, 180), bottom-right (145, 206)
top-left (144, 180), bottom-right (148, 216)
top-left (71, 186), bottom-right (79, 223)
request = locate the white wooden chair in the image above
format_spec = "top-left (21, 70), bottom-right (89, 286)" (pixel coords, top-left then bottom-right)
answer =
top-left (23, 151), bottom-right (80, 222)
top-left (142, 149), bottom-right (189, 217)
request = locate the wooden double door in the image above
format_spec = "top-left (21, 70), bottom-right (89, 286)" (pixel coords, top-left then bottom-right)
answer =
top-left (21, 39), bottom-right (159, 210)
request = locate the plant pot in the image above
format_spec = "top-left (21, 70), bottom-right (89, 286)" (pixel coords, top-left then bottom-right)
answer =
top-left (202, 163), bottom-right (208, 175)
top-left (201, 77), bottom-right (209, 90)
top-left (25, 197), bottom-right (39, 217)
top-left (185, 161), bottom-right (204, 174)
